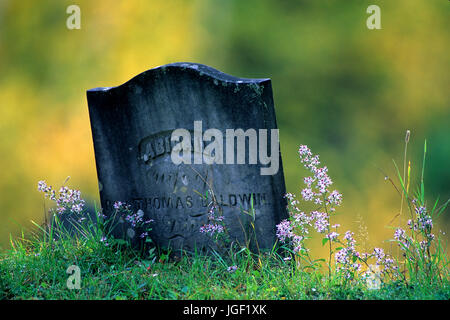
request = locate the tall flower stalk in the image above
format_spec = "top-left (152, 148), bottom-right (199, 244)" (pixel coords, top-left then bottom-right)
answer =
top-left (277, 145), bottom-right (345, 276)
top-left (278, 138), bottom-right (448, 288)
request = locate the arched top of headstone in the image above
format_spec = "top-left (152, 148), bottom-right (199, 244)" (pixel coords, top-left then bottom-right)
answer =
top-left (87, 62), bottom-right (271, 94)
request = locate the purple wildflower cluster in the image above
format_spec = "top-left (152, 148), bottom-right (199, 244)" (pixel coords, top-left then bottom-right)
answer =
top-left (276, 146), bottom-right (344, 254)
top-left (37, 180), bottom-right (85, 215)
top-left (276, 193), bottom-right (312, 253)
top-left (326, 232), bottom-right (339, 241)
top-left (412, 199), bottom-right (434, 237)
top-left (312, 211), bottom-right (328, 233)
top-left (298, 145), bottom-right (342, 210)
top-left (276, 218), bottom-right (293, 243)
top-left (335, 235), bottom-right (398, 280)
top-left (370, 247), bottom-right (397, 275)
top-left (100, 236), bottom-right (109, 246)
top-left (334, 231), bottom-right (361, 279)
top-left (276, 145), bottom-right (401, 283)
top-left (114, 201), bottom-right (126, 210)
top-left (392, 199), bottom-right (435, 260)
top-left (113, 201), bottom-right (154, 240)
top-left (200, 203), bottom-right (225, 237)
top-left (125, 209), bottom-right (144, 227)
top-left (227, 265), bottom-right (238, 273)
top-left (276, 220), bottom-right (304, 254)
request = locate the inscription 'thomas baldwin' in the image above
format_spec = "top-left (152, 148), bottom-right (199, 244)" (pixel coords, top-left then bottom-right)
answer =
top-left (86, 62), bottom-right (288, 252)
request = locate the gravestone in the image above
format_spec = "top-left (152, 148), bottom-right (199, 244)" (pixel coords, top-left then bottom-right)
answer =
top-left (87, 62), bottom-right (288, 253)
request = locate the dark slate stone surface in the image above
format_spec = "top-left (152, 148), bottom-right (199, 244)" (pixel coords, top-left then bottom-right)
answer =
top-left (86, 62), bottom-right (288, 253)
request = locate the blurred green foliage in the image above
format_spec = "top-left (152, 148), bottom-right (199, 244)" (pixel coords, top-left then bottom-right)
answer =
top-left (0, 0), bottom-right (448, 255)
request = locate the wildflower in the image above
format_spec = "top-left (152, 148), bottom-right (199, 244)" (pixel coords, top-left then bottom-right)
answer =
top-left (298, 145), bottom-right (312, 157)
top-left (292, 211), bottom-right (312, 228)
top-left (276, 219), bottom-right (294, 242)
top-left (208, 203), bottom-right (218, 215)
top-left (207, 208), bottom-right (224, 223)
top-left (415, 205), bottom-right (427, 217)
top-left (309, 155), bottom-right (320, 167)
top-left (326, 232), bottom-right (339, 241)
top-left (311, 211), bottom-right (329, 233)
top-left (335, 237), bottom-right (361, 280)
top-left (394, 228), bottom-right (406, 241)
top-left (285, 192), bottom-right (296, 202)
top-left (407, 219), bottom-right (418, 231)
top-left (286, 195), bottom-right (301, 212)
top-left (378, 257), bottom-right (398, 273)
top-left (335, 248), bottom-right (349, 265)
top-left (97, 211), bottom-right (107, 219)
top-left (292, 235), bottom-right (304, 253)
top-left (37, 180), bottom-right (49, 193)
top-left (100, 236), bottom-right (109, 246)
top-left (200, 202), bottom-right (226, 237)
top-left (360, 252), bottom-right (369, 259)
top-left (276, 218), bottom-right (309, 253)
top-left (56, 206), bottom-right (65, 215)
top-left (304, 177), bottom-right (314, 188)
top-left (418, 215), bottom-right (433, 230)
top-left (140, 232), bottom-right (148, 239)
top-left (314, 166), bottom-right (328, 178)
top-left (314, 197), bottom-right (323, 205)
top-left (344, 231), bottom-right (354, 242)
top-left (419, 240), bottom-right (429, 251)
top-left (316, 175), bottom-right (332, 194)
top-left (114, 201), bottom-right (124, 210)
top-left (124, 209), bottom-right (149, 228)
top-left (301, 188), bottom-right (314, 201)
top-left (72, 203), bottom-right (83, 213)
top-left (37, 180), bottom-right (85, 215)
top-left (373, 248), bottom-right (385, 264)
top-left (200, 223), bottom-right (224, 236)
top-left (327, 190), bottom-right (343, 207)
top-left (296, 146), bottom-right (341, 207)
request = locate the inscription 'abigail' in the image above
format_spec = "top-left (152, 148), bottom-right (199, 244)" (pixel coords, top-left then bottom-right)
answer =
top-left (138, 130), bottom-right (177, 163)
top-left (138, 129), bottom-right (208, 164)
top-left (137, 121), bottom-right (280, 177)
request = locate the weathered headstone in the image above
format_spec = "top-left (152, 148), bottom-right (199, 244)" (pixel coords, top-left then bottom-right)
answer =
top-left (87, 62), bottom-right (288, 253)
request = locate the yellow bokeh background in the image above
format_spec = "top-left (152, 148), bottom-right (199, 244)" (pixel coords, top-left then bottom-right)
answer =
top-left (0, 0), bottom-right (448, 259)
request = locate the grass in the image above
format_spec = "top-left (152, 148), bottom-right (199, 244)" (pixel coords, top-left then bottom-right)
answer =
top-left (1, 133), bottom-right (449, 300)
top-left (1, 236), bottom-right (449, 300)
